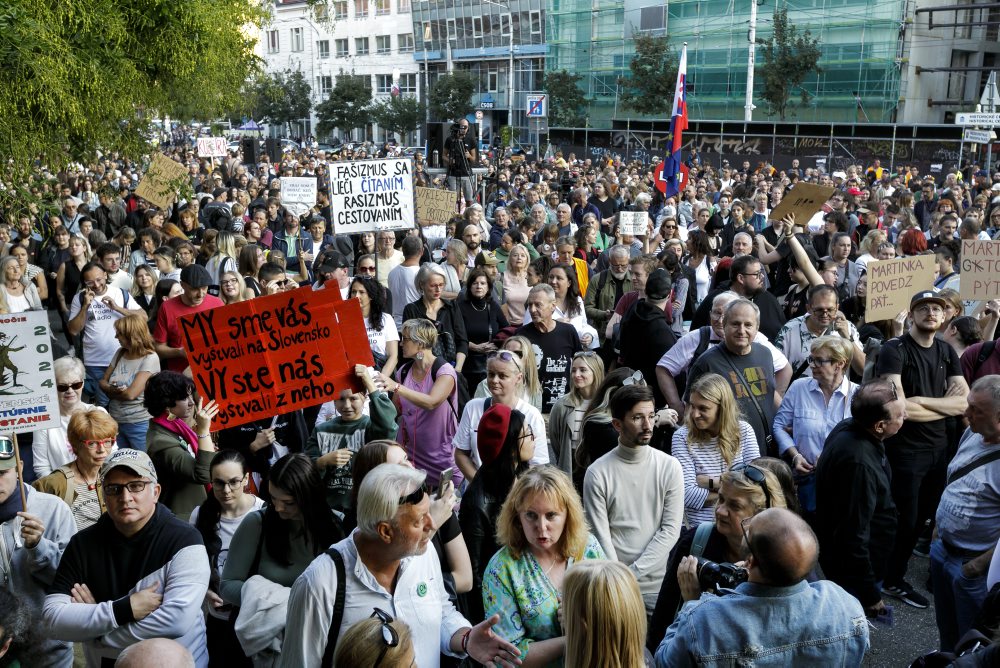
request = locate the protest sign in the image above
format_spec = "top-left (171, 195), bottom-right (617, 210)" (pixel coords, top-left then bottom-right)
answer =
top-left (135, 153), bottom-right (189, 210)
top-left (617, 211), bottom-right (649, 236)
top-left (0, 312), bottom-right (59, 433)
top-left (181, 286), bottom-right (374, 430)
top-left (768, 182), bottom-right (836, 224)
top-left (328, 158), bottom-right (415, 235)
top-left (866, 256), bottom-right (936, 321)
top-left (197, 137), bottom-right (228, 158)
top-left (960, 240), bottom-right (1000, 301)
top-left (281, 177), bottom-right (318, 217)
top-left (416, 187), bottom-right (457, 226)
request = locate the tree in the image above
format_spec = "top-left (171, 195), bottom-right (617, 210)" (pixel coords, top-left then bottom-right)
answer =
top-left (618, 34), bottom-right (678, 116)
top-left (315, 71), bottom-right (373, 137)
top-left (251, 69), bottom-right (313, 136)
top-left (0, 0), bottom-right (266, 190)
top-left (544, 70), bottom-right (587, 127)
top-left (371, 95), bottom-right (425, 142)
top-left (756, 7), bottom-right (822, 120)
top-left (429, 71), bottom-right (476, 122)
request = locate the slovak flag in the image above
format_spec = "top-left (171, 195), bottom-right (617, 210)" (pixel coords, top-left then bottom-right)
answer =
top-left (655, 44), bottom-right (689, 197)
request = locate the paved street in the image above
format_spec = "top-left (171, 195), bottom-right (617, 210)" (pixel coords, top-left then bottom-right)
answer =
top-left (865, 556), bottom-right (939, 667)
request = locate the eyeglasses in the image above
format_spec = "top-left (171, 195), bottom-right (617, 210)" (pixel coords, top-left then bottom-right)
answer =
top-left (730, 463), bottom-right (772, 509)
top-left (274, 279), bottom-right (290, 287)
top-left (574, 351), bottom-right (599, 360)
top-left (0, 436), bottom-right (12, 462)
top-left (370, 608), bottom-right (400, 668)
top-left (57, 381), bottom-right (84, 392)
top-left (103, 480), bottom-right (154, 496)
top-left (740, 270), bottom-right (765, 278)
top-left (398, 482), bottom-right (429, 506)
top-left (488, 350), bottom-right (523, 369)
top-left (740, 517), bottom-right (761, 565)
top-left (212, 476), bottom-right (246, 490)
top-left (622, 370), bottom-right (645, 387)
top-left (81, 438), bottom-right (115, 449)
top-left (220, 279), bottom-right (238, 287)
top-left (810, 307), bottom-right (837, 315)
top-left (914, 304), bottom-right (944, 315)
top-left (807, 356), bottom-right (835, 367)
top-left (357, 265), bottom-right (377, 274)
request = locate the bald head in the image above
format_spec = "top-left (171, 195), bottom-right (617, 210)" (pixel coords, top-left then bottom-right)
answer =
top-left (746, 508), bottom-right (818, 586)
top-left (115, 638), bottom-right (195, 668)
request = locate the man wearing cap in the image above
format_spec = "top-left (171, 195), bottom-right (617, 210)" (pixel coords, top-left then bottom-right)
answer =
top-left (0, 441), bottom-right (77, 667)
top-left (314, 251), bottom-right (352, 299)
top-left (43, 449), bottom-right (210, 666)
top-left (874, 290), bottom-right (969, 610)
top-left (474, 251), bottom-right (505, 303)
top-left (618, 269), bottom-right (677, 406)
top-left (153, 264), bottom-right (224, 373)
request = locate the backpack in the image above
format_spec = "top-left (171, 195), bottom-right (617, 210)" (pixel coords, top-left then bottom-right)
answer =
top-left (398, 355), bottom-right (468, 419)
top-left (971, 340), bottom-right (997, 380)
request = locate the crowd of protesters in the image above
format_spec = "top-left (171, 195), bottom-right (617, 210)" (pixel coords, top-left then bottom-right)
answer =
top-left (3, 130), bottom-right (1000, 667)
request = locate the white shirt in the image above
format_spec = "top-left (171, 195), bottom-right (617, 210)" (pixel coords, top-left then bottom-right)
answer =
top-left (68, 287), bottom-right (142, 366)
top-left (657, 329), bottom-right (788, 376)
top-left (453, 397), bottom-right (549, 468)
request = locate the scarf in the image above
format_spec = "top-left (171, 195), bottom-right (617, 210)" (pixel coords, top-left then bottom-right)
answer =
top-left (152, 414), bottom-right (199, 455)
top-left (0, 483), bottom-right (24, 524)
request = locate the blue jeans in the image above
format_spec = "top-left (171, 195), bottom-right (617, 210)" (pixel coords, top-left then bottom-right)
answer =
top-left (929, 539), bottom-right (988, 652)
top-left (84, 365), bottom-right (109, 407)
top-left (116, 421), bottom-right (149, 452)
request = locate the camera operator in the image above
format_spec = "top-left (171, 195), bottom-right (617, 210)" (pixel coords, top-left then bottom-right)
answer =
top-left (444, 119), bottom-right (479, 207)
top-left (654, 508), bottom-right (869, 667)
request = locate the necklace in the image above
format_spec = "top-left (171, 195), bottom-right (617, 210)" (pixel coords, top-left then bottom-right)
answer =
top-left (74, 462), bottom-right (98, 491)
top-left (470, 299), bottom-right (487, 312)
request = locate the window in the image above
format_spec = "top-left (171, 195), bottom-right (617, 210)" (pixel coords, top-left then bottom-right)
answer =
top-left (473, 16), bottom-right (483, 38)
top-left (333, 0), bottom-right (348, 19)
top-left (376, 35), bottom-right (391, 54)
top-left (354, 0), bottom-right (368, 18)
top-left (398, 0), bottom-right (411, 13)
top-left (318, 75), bottom-right (333, 96)
top-left (639, 6), bottom-right (665, 31)
top-left (530, 10), bottom-right (541, 36)
top-left (375, 0), bottom-right (390, 15)
top-left (398, 33), bottom-right (414, 52)
top-left (317, 40), bottom-right (330, 59)
top-left (291, 27), bottom-right (304, 52)
top-left (335, 38), bottom-right (349, 57)
top-left (487, 70), bottom-right (498, 92)
top-left (501, 13), bottom-right (511, 37)
top-left (376, 74), bottom-right (393, 94)
top-left (356, 37), bottom-right (369, 55)
top-left (399, 73), bottom-right (417, 94)
top-left (447, 18), bottom-right (457, 40)
top-left (422, 21), bottom-right (433, 43)
top-left (267, 30), bottom-right (279, 53)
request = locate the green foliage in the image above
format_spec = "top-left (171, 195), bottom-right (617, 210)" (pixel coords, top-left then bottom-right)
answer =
top-left (756, 7), bottom-right (823, 120)
top-left (618, 34), bottom-right (678, 117)
top-left (0, 0), bottom-right (266, 188)
top-left (543, 70), bottom-right (587, 127)
top-left (315, 71), bottom-right (373, 137)
top-left (250, 69), bottom-right (313, 135)
top-left (371, 95), bottom-right (425, 142)
top-left (429, 72), bottom-right (476, 122)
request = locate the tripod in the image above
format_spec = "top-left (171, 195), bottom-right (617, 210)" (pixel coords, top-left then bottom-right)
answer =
top-left (448, 127), bottom-right (474, 213)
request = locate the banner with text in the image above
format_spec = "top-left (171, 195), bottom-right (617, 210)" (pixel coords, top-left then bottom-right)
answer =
top-left (866, 256), bottom-right (936, 321)
top-left (0, 312), bottom-right (60, 433)
top-left (617, 211), bottom-right (649, 236)
top-left (281, 177), bottom-right (319, 217)
top-left (180, 286), bottom-right (373, 430)
top-left (197, 137), bottom-right (228, 158)
top-left (960, 240), bottom-right (1000, 301)
top-left (135, 154), bottom-right (190, 210)
top-left (768, 183), bottom-right (836, 224)
top-left (328, 158), bottom-right (414, 235)
top-left (415, 187), bottom-right (457, 226)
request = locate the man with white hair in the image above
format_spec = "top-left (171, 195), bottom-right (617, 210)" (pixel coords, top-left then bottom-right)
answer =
top-left (281, 464), bottom-right (521, 667)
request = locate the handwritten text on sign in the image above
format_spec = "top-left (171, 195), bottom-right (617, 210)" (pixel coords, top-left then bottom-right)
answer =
top-left (197, 137), bottom-right (228, 158)
top-left (768, 183), bottom-right (836, 224)
top-left (866, 256), bottom-right (936, 321)
top-left (135, 154), bottom-right (189, 210)
top-left (281, 177), bottom-right (318, 217)
top-left (180, 286), bottom-right (373, 429)
top-left (415, 187), bottom-right (457, 226)
top-left (0, 312), bottom-right (59, 433)
top-left (328, 158), bottom-right (414, 235)
top-left (960, 240), bottom-right (1000, 301)
top-left (618, 211), bottom-right (649, 236)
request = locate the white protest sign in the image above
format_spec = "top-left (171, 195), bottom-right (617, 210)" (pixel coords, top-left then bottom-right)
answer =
top-left (197, 137), bottom-right (228, 158)
top-left (328, 158), bottom-right (415, 234)
top-left (618, 211), bottom-right (649, 236)
top-left (281, 177), bottom-right (318, 217)
top-left (0, 311), bottom-right (60, 433)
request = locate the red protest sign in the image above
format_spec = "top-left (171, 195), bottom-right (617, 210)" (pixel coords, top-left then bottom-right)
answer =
top-left (179, 286), bottom-right (373, 430)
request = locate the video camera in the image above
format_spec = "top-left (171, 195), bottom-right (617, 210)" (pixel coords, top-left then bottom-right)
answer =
top-left (450, 122), bottom-right (465, 138)
top-left (696, 557), bottom-right (749, 593)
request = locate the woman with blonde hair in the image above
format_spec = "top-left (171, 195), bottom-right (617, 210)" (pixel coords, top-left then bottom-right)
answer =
top-left (206, 230), bottom-right (240, 290)
top-left (502, 243), bottom-right (532, 325)
top-left (333, 613), bottom-right (415, 668)
top-left (672, 373), bottom-right (759, 525)
top-left (564, 561), bottom-right (649, 668)
top-left (854, 228), bottom-right (887, 270)
top-left (100, 312), bottom-right (160, 450)
top-left (472, 335), bottom-right (542, 410)
top-left (548, 351), bottom-right (605, 475)
top-left (484, 466), bottom-right (606, 666)
top-left (441, 238), bottom-right (469, 300)
top-left (219, 270), bottom-right (250, 305)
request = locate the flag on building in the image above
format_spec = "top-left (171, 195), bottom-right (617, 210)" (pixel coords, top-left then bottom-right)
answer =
top-left (654, 44), bottom-right (689, 197)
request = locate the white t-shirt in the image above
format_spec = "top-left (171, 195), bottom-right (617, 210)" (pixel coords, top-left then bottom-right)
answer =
top-left (453, 397), bottom-right (549, 468)
top-left (365, 312), bottom-right (399, 357)
top-left (68, 287), bottom-right (143, 366)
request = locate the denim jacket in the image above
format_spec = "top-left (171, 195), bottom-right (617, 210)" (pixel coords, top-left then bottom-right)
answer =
top-left (655, 580), bottom-right (868, 667)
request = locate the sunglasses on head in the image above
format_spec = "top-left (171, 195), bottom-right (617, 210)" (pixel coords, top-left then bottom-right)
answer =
top-left (370, 608), bottom-right (400, 668)
top-left (398, 480), bottom-right (430, 506)
top-left (488, 350), bottom-right (522, 369)
top-left (58, 381), bottom-right (84, 392)
top-left (622, 370), bottom-right (645, 387)
top-left (730, 463), bottom-right (772, 509)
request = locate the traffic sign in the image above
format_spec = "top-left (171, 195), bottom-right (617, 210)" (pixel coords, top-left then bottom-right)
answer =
top-left (964, 128), bottom-right (992, 144)
top-left (956, 112), bottom-right (1000, 126)
top-left (475, 110), bottom-right (483, 120)
top-left (526, 94), bottom-right (547, 118)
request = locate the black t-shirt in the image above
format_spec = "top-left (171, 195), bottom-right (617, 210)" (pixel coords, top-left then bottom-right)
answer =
top-left (588, 196), bottom-right (619, 221)
top-left (516, 321), bottom-right (582, 413)
top-left (876, 333), bottom-right (961, 450)
top-left (445, 134), bottom-right (476, 177)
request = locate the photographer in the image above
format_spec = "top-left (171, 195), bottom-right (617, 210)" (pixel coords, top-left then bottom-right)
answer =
top-left (444, 119), bottom-right (479, 207)
top-left (654, 509), bottom-right (869, 667)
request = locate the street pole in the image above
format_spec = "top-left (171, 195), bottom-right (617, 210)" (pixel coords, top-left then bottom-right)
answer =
top-left (745, 0), bottom-right (758, 122)
top-left (510, 20), bottom-right (515, 144)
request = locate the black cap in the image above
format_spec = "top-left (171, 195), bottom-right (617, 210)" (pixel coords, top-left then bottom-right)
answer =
top-left (212, 187), bottom-right (226, 198)
top-left (910, 290), bottom-right (947, 310)
top-left (645, 268), bottom-right (672, 301)
top-left (180, 264), bottom-right (212, 288)
top-left (317, 251), bottom-right (349, 273)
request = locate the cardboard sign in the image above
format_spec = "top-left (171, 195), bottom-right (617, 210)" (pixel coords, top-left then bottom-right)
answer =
top-left (960, 239), bottom-right (1000, 301)
top-left (197, 137), bottom-right (228, 158)
top-left (180, 286), bottom-right (373, 430)
top-left (328, 158), bottom-right (415, 234)
top-left (768, 182), bottom-right (836, 224)
top-left (415, 187), bottom-right (457, 225)
top-left (866, 256), bottom-right (936, 321)
top-left (135, 153), bottom-right (189, 210)
top-left (618, 211), bottom-right (649, 236)
top-left (281, 177), bottom-right (318, 217)
top-left (0, 312), bottom-right (60, 433)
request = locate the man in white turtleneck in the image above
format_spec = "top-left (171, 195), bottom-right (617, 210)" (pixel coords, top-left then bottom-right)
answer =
top-left (583, 383), bottom-right (685, 613)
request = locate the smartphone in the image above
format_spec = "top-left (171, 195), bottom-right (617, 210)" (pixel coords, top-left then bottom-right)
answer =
top-left (437, 467), bottom-right (455, 498)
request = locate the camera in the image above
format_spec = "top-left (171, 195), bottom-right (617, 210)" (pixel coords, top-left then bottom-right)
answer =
top-left (450, 122), bottom-right (464, 138)
top-left (696, 557), bottom-right (749, 593)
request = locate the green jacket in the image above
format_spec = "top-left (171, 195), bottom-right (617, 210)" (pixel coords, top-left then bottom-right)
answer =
top-left (147, 422), bottom-right (214, 521)
top-left (584, 269), bottom-right (633, 339)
